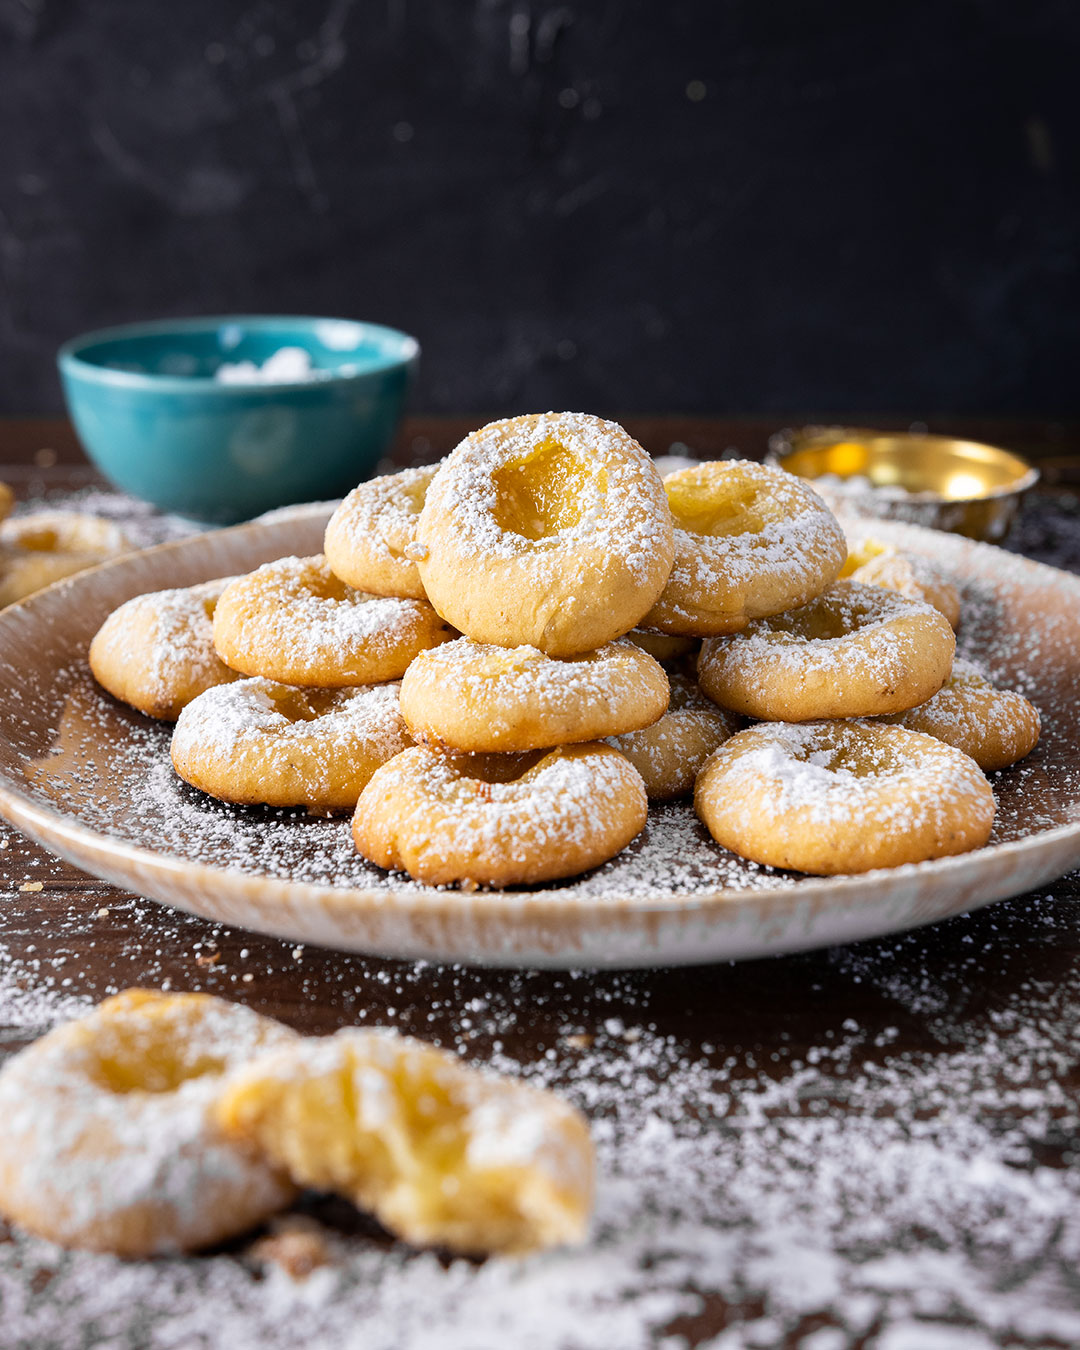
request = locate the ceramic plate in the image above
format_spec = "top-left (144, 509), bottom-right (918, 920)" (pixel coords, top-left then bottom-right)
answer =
top-left (0, 508), bottom-right (1077, 969)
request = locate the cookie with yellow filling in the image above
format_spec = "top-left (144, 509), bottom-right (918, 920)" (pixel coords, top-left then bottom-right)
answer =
top-left (843, 536), bottom-right (961, 629)
top-left (415, 413), bottom-right (674, 657)
top-left (217, 1027), bottom-right (595, 1255)
top-left (695, 720), bottom-right (995, 874)
top-left (353, 743), bottom-right (648, 886)
top-left (697, 580), bottom-right (955, 722)
top-left (172, 677), bottom-right (413, 812)
top-left (642, 460), bottom-right (847, 636)
top-left (0, 990), bottom-right (298, 1256)
top-left (212, 555), bottom-right (453, 687)
top-left (0, 511), bottom-right (129, 607)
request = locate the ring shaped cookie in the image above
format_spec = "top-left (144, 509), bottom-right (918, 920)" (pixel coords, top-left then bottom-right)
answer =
top-left (172, 677), bottom-right (413, 812)
top-left (415, 413), bottom-right (675, 657)
top-left (400, 637), bottom-right (669, 753)
top-left (697, 580), bottom-right (955, 721)
top-left (324, 465), bottom-right (438, 599)
top-left (695, 720), bottom-right (995, 874)
top-left (0, 482), bottom-right (12, 524)
top-left (218, 1027), bottom-right (595, 1256)
top-left (353, 743), bottom-right (648, 886)
top-left (607, 673), bottom-right (739, 799)
top-left (843, 538), bottom-right (961, 629)
top-left (0, 511), bottom-right (129, 608)
top-left (90, 577), bottom-right (240, 721)
top-left (881, 660), bottom-right (1041, 771)
top-left (0, 989), bottom-right (298, 1256)
top-left (212, 555), bottom-right (452, 687)
top-left (641, 461), bottom-right (847, 637)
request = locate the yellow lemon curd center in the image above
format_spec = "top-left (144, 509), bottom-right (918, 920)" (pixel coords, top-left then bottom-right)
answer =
top-left (306, 567), bottom-right (351, 602)
top-left (219, 1035), bottom-right (587, 1254)
top-left (491, 440), bottom-right (598, 539)
top-left (87, 1018), bottom-right (228, 1095)
top-left (666, 472), bottom-right (771, 537)
top-left (12, 526), bottom-right (62, 552)
top-left (840, 539), bottom-right (889, 576)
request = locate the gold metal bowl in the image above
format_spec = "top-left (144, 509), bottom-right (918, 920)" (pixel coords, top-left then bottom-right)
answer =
top-left (766, 427), bottom-right (1040, 542)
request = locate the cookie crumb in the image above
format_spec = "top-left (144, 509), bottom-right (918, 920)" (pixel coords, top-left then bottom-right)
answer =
top-left (250, 1218), bottom-right (332, 1280)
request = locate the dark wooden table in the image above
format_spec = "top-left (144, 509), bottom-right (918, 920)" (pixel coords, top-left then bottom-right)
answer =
top-left (2, 418), bottom-right (1080, 1350)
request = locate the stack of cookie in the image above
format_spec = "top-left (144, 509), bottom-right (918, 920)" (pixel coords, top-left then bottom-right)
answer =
top-left (88, 410), bottom-right (1041, 881)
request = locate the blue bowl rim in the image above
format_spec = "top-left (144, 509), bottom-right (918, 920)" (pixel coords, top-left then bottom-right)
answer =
top-left (57, 314), bottom-right (420, 394)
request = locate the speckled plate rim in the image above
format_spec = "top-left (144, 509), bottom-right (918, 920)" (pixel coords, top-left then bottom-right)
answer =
top-left (0, 507), bottom-right (1078, 969)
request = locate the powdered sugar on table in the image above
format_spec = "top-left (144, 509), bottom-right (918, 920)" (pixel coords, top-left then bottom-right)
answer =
top-left (2, 487), bottom-right (1080, 1346)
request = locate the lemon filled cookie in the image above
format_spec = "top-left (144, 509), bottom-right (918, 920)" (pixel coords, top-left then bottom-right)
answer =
top-left (641, 460), bottom-right (847, 637)
top-left (414, 412), bottom-right (674, 657)
top-left (694, 720), bottom-right (995, 874)
top-left (217, 1027), bottom-right (595, 1256)
top-left (353, 743), bottom-right (648, 886)
top-left (0, 989), bottom-right (298, 1257)
top-left (0, 510), bottom-right (129, 607)
top-left (697, 579), bottom-right (955, 722)
top-left (880, 659), bottom-right (1041, 772)
top-left (212, 554), bottom-right (453, 687)
top-left (607, 673), bottom-right (739, 799)
top-left (400, 636), bottom-right (669, 753)
top-left (90, 577), bottom-right (240, 721)
top-left (324, 464), bottom-right (438, 600)
top-left (172, 677), bottom-right (413, 812)
top-left (843, 537), bottom-right (961, 629)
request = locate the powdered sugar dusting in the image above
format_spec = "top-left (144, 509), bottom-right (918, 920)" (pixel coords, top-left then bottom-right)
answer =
top-left (699, 581), bottom-right (952, 712)
top-left (880, 659), bottom-right (1042, 772)
top-left (215, 556), bottom-right (448, 682)
top-left (326, 466), bottom-right (436, 567)
top-left (92, 578), bottom-right (238, 712)
top-left (651, 461), bottom-right (848, 627)
top-left (403, 637), bottom-right (668, 746)
top-left (174, 678), bottom-right (408, 764)
top-left (703, 721), bottom-right (994, 836)
top-left (0, 993), bottom-right (297, 1251)
top-left (4, 941), bottom-right (1080, 1346)
top-left (421, 412), bottom-right (670, 584)
top-left (364, 744), bottom-right (645, 864)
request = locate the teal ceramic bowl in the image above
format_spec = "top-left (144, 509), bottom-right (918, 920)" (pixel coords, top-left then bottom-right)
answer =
top-left (58, 316), bottom-right (419, 523)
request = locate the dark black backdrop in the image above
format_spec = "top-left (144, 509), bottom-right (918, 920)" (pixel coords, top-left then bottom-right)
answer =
top-left (1, 0), bottom-right (1077, 417)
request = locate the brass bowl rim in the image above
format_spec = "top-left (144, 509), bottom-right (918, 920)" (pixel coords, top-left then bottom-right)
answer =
top-left (768, 427), bottom-right (1040, 504)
